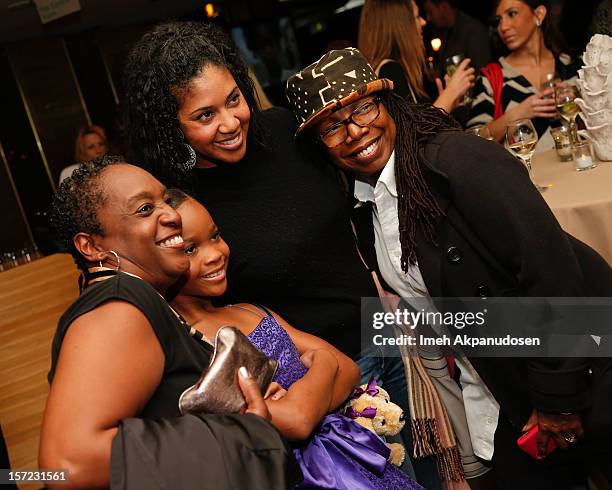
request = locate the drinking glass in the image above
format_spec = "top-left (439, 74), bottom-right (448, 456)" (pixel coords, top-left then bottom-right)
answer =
top-left (554, 84), bottom-right (580, 144)
top-left (466, 124), bottom-right (494, 140)
top-left (505, 119), bottom-right (549, 192)
top-left (18, 246), bottom-right (33, 265)
top-left (540, 72), bottom-right (560, 99)
top-left (573, 139), bottom-right (597, 172)
top-left (549, 125), bottom-right (573, 161)
top-left (2, 252), bottom-right (18, 271)
top-left (444, 54), bottom-right (472, 105)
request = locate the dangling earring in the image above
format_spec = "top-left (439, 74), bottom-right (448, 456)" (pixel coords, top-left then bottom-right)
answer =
top-left (83, 250), bottom-right (120, 291)
top-left (183, 143), bottom-right (196, 170)
top-left (99, 250), bottom-right (121, 271)
top-left (535, 19), bottom-right (541, 27)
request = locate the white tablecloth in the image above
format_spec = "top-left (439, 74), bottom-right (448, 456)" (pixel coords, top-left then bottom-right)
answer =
top-left (532, 149), bottom-right (612, 264)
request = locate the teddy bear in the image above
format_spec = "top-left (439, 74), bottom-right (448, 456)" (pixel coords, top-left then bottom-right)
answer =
top-left (343, 377), bottom-right (406, 466)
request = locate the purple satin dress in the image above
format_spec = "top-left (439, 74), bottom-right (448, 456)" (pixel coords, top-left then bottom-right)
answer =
top-left (247, 313), bottom-right (423, 490)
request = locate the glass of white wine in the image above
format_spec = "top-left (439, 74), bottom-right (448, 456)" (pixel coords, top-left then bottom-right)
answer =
top-left (554, 84), bottom-right (580, 144)
top-left (466, 124), bottom-right (494, 140)
top-left (444, 54), bottom-right (472, 105)
top-left (506, 119), bottom-right (549, 192)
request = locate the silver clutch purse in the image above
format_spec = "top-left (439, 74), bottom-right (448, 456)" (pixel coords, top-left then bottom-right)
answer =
top-left (179, 325), bottom-right (278, 415)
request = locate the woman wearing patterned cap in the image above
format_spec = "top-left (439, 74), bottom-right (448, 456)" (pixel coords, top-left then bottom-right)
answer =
top-left (122, 21), bottom-right (425, 484)
top-left (286, 48), bottom-right (612, 490)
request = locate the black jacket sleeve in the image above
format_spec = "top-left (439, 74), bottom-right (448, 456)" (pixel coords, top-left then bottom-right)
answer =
top-left (111, 414), bottom-right (302, 490)
top-left (429, 132), bottom-right (596, 413)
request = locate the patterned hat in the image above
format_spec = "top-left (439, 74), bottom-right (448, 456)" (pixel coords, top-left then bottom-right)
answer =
top-left (285, 48), bottom-right (394, 135)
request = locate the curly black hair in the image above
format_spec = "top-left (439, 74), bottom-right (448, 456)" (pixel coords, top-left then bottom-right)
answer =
top-left (51, 155), bottom-right (125, 272)
top-left (122, 20), bottom-right (264, 188)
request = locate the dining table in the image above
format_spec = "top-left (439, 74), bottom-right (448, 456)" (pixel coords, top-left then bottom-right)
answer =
top-left (532, 149), bottom-right (612, 265)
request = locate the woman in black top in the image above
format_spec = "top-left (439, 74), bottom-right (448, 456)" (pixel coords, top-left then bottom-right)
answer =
top-left (121, 20), bottom-right (439, 486)
top-left (39, 156), bottom-right (277, 488)
top-left (122, 21), bottom-right (379, 360)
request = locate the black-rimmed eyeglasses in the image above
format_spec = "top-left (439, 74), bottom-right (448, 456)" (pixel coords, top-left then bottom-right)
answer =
top-left (319, 97), bottom-right (381, 148)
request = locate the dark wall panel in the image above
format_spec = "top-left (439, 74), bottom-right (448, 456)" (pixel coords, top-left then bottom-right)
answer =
top-left (0, 142), bottom-right (33, 255)
top-left (8, 39), bottom-right (89, 186)
top-left (0, 53), bottom-right (54, 254)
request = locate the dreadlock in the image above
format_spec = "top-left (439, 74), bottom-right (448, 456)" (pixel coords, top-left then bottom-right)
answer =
top-left (380, 91), bottom-right (460, 272)
top-left (50, 155), bottom-right (126, 272)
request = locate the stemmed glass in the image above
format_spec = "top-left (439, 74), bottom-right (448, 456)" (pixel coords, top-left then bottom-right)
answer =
top-left (506, 119), bottom-right (549, 192)
top-left (445, 53), bottom-right (472, 105)
top-left (554, 84), bottom-right (580, 144)
top-left (466, 124), bottom-right (494, 140)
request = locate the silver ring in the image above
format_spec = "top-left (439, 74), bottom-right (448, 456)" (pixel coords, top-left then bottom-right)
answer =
top-left (563, 432), bottom-right (577, 444)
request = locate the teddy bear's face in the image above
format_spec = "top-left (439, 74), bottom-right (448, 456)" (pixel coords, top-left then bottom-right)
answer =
top-left (346, 386), bottom-right (405, 437)
top-left (373, 396), bottom-right (405, 436)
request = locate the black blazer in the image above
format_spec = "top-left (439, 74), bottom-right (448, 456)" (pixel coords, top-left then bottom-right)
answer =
top-left (352, 131), bottom-right (612, 431)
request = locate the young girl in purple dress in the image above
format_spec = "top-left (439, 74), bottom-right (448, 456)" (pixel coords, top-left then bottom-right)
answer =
top-left (170, 191), bottom-right (423, 490)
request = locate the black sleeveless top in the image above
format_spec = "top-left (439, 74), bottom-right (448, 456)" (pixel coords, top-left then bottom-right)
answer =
top-left (48, 273), bottom-right (213, 419)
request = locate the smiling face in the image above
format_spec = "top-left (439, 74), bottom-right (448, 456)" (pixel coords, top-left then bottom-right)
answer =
top-left (177, 65), bottom-right (251, 168)
top-left (93, 164), bottom-right (188, 289)
top-left (316, 96), bottom-right (396, 179)
top-left (176, 198), bottom-right (230, 299)
top-left (496, 0), bottom-right (543, 51)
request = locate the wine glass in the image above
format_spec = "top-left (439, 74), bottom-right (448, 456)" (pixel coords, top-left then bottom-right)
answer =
top-left (554, 84), bottom-right (580, 144)
top-left (466, 124), bottom-right (494, 140)
top-left (505, 119), bottom-right (549, 192)
top-left (540, 72), bottom-right (560, 98)
top-left (444, 53), bottom-right (472, 105)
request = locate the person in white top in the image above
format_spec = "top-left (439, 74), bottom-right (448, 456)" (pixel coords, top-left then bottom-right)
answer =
top-left (286, 48), bottom-right (612, 489)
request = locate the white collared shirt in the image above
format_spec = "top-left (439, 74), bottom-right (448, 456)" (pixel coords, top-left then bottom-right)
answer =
top-left (354, 151), bottom-right (500, 460)
top-left (354, 152), bottom-right (428, 302)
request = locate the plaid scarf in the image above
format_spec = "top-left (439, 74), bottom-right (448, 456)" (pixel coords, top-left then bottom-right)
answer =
top-left (374, 284), bottom-right (467, 488)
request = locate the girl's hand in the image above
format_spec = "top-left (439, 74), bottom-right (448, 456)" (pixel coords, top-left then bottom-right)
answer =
top-left (300, 349), bottom-right (338, 372)
top-left (264, 382), bottom-right (288, 401)
top-left (264, 350), bottom-right (339, 440)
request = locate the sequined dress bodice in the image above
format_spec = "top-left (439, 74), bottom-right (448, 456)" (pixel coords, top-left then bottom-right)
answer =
top-left (247, 315), bottom-right (307, 390)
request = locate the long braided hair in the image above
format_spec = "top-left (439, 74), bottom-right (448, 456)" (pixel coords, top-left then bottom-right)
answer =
top-left (379, 91), bottom-right (460, 272)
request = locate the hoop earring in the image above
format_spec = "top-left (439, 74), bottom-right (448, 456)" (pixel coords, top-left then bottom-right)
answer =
top-left (183, 143), bottom-right (196, 170)
top-left (99, 250), bottom-right (120, 271)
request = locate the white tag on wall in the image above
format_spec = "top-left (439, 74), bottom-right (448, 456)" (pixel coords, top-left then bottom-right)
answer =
top-left (33, 0), bottom-right (81, 24)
